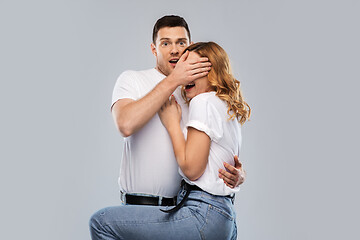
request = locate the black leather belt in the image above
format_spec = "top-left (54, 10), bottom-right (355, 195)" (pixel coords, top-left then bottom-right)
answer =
top-left (120, 191), bottom-right (177, 206)
top-left (161, 180), bottom-right (235, 213)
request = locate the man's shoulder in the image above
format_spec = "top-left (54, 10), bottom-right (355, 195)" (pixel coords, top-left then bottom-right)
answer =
top-left (118, 69), bottom-right (143, 78)
top-left (120, 68), bottom-right (157, 77)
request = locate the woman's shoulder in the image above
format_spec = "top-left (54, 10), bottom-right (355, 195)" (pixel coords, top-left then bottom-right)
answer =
top-left (190, 92), bottom-right (227, 115)
top-left (194, 92), bottom-right (226, 107)
top-left (190, 91), bottom-right (218, 105)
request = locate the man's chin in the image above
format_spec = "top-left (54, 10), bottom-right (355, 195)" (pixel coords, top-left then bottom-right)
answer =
top-left (167, 66), bottom-right (175, 74)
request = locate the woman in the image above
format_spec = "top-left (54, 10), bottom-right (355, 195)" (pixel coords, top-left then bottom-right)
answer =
top-left (158, 41), bottom-right (251, 239)
top-left (90, 42), bottom-right (250, 240)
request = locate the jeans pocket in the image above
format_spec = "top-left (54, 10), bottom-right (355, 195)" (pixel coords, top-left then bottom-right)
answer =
top-left (200, 204), bottom-right (236, 240)
top-left (208, 204), bottom-right (234, 221)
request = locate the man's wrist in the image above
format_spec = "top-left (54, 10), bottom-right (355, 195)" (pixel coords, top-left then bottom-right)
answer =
top-left (163, 74), bottom-right (180, 91)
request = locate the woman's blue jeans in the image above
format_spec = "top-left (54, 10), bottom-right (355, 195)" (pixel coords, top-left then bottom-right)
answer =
top-left (89, 185), bottom-right (237, 240)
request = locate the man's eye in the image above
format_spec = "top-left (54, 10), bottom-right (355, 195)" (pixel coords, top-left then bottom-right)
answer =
top-left (162, 42), bottom-right (169, 46)
top-left (179, 42), bottom-right (186, 46)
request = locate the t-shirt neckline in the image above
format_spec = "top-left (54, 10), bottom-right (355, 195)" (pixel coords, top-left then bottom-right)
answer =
top-left (153, 68), bottom-right (166, 78)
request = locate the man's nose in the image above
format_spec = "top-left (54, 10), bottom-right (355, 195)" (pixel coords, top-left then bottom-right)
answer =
top-left (170, 45), bottom-right (179, 55)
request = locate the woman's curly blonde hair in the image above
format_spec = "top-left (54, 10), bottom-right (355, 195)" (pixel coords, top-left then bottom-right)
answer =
top-left (181, 42), bottom-right (251, 125)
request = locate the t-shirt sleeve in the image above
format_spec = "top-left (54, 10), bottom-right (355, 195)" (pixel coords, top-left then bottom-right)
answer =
top-left (186, 95), bottom-right (223, 142)
top-left (111, 70), bottom-right (139, 108)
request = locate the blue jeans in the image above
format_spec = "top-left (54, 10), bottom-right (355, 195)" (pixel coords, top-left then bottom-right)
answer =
top-left (89, 185), bottom-right (237, 240)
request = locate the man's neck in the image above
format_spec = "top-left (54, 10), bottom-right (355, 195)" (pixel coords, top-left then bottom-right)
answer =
top-left (155, 66), bottom-right (167, 77)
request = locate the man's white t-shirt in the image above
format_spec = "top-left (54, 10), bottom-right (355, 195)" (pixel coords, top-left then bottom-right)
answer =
top-left (183, 91), bottom-right (241, 196)
top-left (112, 69), bottom-right (241, 197)
top-left (111, 68), bottom-right (187, 197)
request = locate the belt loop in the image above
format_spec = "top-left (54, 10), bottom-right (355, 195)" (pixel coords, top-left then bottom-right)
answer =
top-left (158, 196), bottom-right (163, 205)
top-left (120, 190), bottom-right (126, 204)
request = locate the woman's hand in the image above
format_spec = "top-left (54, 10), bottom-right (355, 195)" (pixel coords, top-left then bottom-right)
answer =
top-left (158, 95), bottom-right (182, 130)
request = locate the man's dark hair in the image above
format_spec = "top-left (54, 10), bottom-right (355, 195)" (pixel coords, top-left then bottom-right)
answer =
top-left (152, 15), bottom-right (191, 44)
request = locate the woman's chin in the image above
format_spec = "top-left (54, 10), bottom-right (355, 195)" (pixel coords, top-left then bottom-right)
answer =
top-left (187, 92), bottom-right (204, 100)
top-left (185, 93), bottom-right (193, 100)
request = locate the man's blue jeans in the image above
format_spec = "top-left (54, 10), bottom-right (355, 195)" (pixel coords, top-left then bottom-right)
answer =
top-left (89, 185), bottom-right (237, 240)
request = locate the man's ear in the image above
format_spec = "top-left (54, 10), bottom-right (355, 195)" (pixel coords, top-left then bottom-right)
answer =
top-left (151, 43), bottom-right (157, 57)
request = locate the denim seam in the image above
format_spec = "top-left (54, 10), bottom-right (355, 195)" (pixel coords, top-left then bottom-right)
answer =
top-left (231, 220), bottom-right (238, 240)
top-left (102, 224), bottom-right (118, 239)
top-left (199, 203), bottom-right (211, 240)
top-left (102, 215), bottom-right (194, 227)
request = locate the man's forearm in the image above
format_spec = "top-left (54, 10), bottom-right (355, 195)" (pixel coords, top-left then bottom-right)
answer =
top-left (113, 76), bottom-right (179, 137)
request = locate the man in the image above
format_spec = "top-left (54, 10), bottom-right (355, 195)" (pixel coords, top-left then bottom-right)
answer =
top-left (90, 15), bottom-right (245, 239)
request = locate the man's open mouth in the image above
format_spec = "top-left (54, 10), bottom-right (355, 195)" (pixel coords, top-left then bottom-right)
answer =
top-left (169, 59), bottom-right (179, 64)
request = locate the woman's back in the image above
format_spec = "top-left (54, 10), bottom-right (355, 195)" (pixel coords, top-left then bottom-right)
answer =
top-left (181, 91), bottom-right (242, 196)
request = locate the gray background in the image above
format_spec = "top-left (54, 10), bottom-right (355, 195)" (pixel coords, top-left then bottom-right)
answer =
top-left (1, 0), bottom-right (359, 239)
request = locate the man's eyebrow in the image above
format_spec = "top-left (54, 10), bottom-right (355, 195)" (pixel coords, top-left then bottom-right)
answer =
top-left (177, 38), bottom-right (189, 42)
top-left (159, 38), bottom-right (189, 42)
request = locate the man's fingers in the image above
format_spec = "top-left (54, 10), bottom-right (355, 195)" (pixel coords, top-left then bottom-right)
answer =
top-left (219, 176), bottom-right (235, 188)
top-left (219, 172), bottom-right (235, 188)
top-left (190, 66), bottom-right (211, 76)
top-left (234, 155), bottom-right (242, 169)
top-left (223, 162), bottom-right (239, 175)
top-left (219, 168), bottom-right (237, 182)
top-left (220, 160), bottom-right (246, 188)
top-left (224, 181), bottom-right (233, 189)
top-left (188, 71), bottom-right (209, 82)
top-left (179, 50), bottom-right (189, 62)
top-left (188, 57), bottom-right (209, 64)
top-left (189, 61), bottom-right (212, 69)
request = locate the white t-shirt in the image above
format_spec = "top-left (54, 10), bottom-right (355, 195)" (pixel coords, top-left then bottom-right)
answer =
top-left (111, 68), bottom-right (188, 197)
top-left (182, 91), bottom-right (241, 196)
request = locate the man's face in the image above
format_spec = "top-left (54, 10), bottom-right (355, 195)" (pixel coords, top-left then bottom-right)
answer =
top-left (151, 27), bottom-right (190, 76)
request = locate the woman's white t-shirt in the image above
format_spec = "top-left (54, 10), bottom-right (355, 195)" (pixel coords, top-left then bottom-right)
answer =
top-left (181, 91), bottom-right (242, 196)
